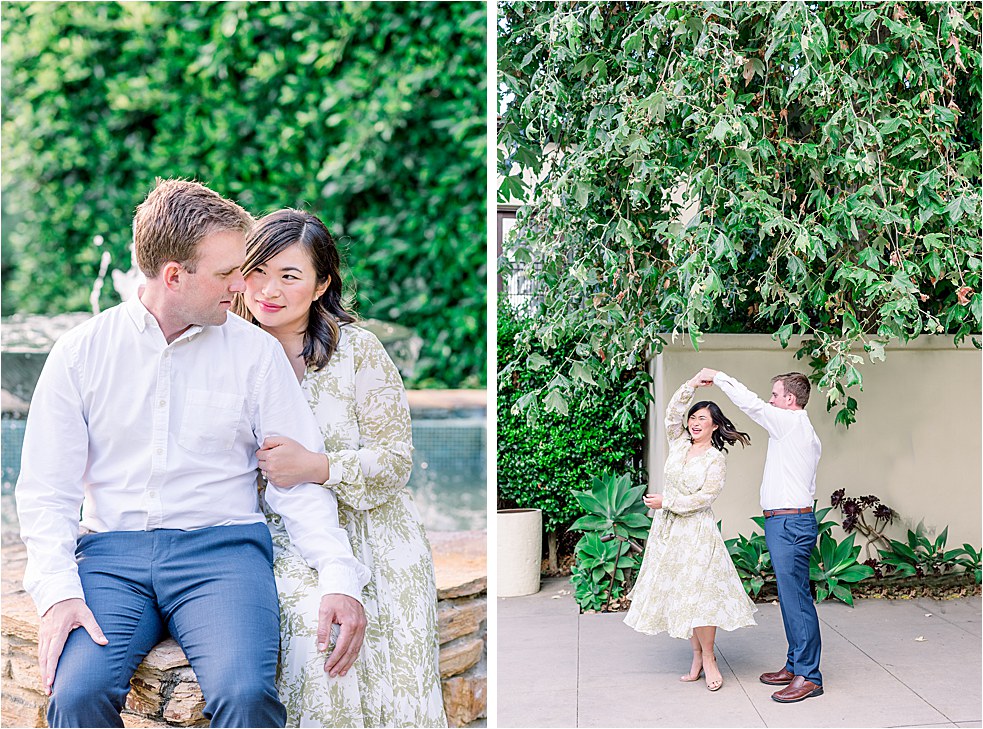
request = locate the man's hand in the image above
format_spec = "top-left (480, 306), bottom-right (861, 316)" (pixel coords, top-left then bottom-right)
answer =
top-left (642, 493), bottom-right (664, 510)
top-left (318, 594), bottom-right (366, 678)
top-left (38, 598), bottom-right (108, 695)
top-left (695, 367), bottom-right (719, 387)
top-left (257, 436), bottom-right (329, 487)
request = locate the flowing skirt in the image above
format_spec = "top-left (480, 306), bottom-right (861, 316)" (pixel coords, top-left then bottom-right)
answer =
top-left (624, 507), bottom-right (757, 640)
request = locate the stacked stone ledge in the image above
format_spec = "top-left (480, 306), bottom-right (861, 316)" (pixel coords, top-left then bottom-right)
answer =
top-left (1, 530), bottom-right (486, 728)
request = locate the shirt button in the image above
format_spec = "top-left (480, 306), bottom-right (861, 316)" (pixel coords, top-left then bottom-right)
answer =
top-left (155, 448), bottom-right (163, 455)
top-left (158, 400), bottom-right (166, 407)
top-left (148, 491), bottom-right (158, 499)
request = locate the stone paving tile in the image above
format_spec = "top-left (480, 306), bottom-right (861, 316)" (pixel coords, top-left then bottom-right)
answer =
top-left (497, 688), bottom-right (578, 729)
top-left (576, 677), bottom-right (767, 729)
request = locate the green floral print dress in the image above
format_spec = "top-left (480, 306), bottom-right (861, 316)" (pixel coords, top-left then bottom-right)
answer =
top-left (624, 382), bottom-right (757, 639)
top-left (262, 324), bottom-right (447, 728)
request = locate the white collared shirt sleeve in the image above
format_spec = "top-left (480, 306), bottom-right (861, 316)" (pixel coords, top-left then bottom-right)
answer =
top-left (253, 344), bottom-right (370, 601)
top-left (712, 371), bottom-right (798, 439)
top-left (15, 338), bottom-right (88, 615)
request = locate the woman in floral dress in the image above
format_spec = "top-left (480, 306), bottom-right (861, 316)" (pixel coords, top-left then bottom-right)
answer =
top-left (624, 373), bottom-right (757, 692)
top-left (233, 209), bottom-right (447, 727)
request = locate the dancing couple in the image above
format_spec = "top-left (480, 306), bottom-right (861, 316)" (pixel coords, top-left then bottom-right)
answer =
top-left (625, 367), bottom-right (824, 703)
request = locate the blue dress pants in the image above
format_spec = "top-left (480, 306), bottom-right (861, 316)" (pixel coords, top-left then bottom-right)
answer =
top-left (763, 512), bottom-right (823, 685)
top-left (48, 523), bottom-right (286, 728)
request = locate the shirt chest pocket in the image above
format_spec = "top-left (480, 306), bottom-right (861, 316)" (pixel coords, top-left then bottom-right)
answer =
top-left (178, 389), bottom-right (244, 454)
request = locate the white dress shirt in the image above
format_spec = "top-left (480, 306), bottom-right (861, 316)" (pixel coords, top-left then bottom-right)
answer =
top-left (16, 297), bottom-right (370, 615)
top-left (712, 372), bottom-right (822, 511)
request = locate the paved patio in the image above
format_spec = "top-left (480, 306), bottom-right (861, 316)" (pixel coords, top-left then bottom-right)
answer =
top-left (498, 577), bottom-right (982, 728)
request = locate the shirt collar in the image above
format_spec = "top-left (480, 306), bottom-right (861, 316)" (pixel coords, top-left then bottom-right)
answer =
top-left (124, 296), bottom-right (156, 333)
top-left (123, 296), bottom-right (203, 341)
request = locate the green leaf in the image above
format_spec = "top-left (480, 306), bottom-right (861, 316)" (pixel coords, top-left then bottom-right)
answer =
top-left (830, 582), bottom-right (855, 605)
top-left (543, 388), bottom-right (569, 416)
top-left (836, 564), bottom-right (874, 583)
top-left (775, 324), bottom-right (794, 348)
top-left (845, 366), bottom-right (862, 389)
top-left (945, 195), bottom-right (965, 222)
top-left (570, 361), bottom-right (597, 386)
top-left (527, 353), bottom-right (550, 371)
top-left (710, 118), bottom-right (731, 141)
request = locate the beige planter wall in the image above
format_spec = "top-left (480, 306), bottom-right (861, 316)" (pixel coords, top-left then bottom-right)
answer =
top-left (646, 334), bottom-right (982, 548)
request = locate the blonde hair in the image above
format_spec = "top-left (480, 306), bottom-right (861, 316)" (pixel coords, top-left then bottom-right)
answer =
top-left (134, 178), bottom-right (252, 277)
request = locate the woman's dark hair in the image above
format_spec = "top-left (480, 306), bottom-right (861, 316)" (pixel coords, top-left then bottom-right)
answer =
top-left (232, 209), bottom-right (355, 370)
top-left (687, 401), bottom-right (751, 452)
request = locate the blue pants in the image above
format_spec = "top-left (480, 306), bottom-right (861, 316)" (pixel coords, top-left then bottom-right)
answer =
top-left (764, 512), bottom-right (822, 685)
top-left (48, 523), bottom-right (286, 728)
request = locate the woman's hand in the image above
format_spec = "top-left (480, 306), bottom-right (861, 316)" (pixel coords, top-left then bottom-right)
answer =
top-left (687, 372), bottom-right (705, 388)
top-left (257, 436), bottom-right (330, 487)
top-left (642, 493), bottom-right (663, 510)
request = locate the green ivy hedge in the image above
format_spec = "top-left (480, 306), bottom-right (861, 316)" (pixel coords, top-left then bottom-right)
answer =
top-left (497, 303), bottom-right (647, 535)
top-left (0, 1), bottom-right (486, 388)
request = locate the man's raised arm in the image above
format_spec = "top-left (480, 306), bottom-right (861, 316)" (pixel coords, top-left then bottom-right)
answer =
top-left (696, 367), bottom-right (797, 438)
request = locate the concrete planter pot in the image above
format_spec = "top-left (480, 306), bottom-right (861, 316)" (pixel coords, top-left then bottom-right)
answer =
top-left (497, 508), bottom-right (542, 597)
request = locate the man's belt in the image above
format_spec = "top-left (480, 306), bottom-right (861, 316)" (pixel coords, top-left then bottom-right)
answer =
top-left (762, 507), bottom-right (813, 518)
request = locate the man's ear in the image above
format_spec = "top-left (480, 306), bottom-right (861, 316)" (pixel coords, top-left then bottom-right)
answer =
top-left (161, 262), bottom-right (184, 291)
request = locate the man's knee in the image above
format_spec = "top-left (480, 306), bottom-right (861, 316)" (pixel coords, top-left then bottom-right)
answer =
top-left (48, 664), bottom-right (124, 727)
top-left (205, 673), bottom-right (285, 727)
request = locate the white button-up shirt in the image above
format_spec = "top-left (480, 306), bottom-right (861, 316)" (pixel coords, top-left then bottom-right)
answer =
top-left (16, 297), bottom-right (370, 615)
top-left (713, 372), bottom-right (822, 511)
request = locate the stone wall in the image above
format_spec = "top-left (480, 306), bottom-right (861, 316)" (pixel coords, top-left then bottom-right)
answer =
top-left (1, 531), bottom-right (486, 728)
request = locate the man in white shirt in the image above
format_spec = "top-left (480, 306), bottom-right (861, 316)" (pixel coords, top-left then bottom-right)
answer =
top-left (16, 179), bottom-right (370, 727)
top-left (697, 368), bottom-right (824, 703)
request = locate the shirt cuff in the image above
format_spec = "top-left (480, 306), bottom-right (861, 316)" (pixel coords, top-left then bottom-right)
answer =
top-left (32, 574), bottom-right (86, 617)
top-left (316, 564), bottom-right (369, 603)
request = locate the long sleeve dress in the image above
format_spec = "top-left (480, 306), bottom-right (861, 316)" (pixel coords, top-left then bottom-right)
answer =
top-left (623, 382), bottom-right (757, 640)
top-left (261, 324), bottom-right (447, 728)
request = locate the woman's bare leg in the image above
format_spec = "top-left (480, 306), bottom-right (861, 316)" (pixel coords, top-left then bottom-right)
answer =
top-left (679, 635), bottom-right (703, 681)
top-left (694, 626), bottom-right (722, 690)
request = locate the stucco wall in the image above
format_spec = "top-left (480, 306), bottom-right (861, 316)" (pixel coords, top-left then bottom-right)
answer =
top-left (646, 335), bottom-right (982, 548)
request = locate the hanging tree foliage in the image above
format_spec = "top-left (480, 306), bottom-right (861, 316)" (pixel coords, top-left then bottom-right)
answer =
top-left (499, 1), bottom-right (981, 426)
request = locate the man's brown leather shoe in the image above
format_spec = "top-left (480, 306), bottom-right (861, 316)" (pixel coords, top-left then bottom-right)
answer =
top-left (771, 675), bottom-right (824, 703)
top-left (758, 667), bottom-right (794, 685)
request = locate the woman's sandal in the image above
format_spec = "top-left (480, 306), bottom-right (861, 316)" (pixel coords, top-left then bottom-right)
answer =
top-left (679, 668), bottom-right (704, 682)
top-left (704, 653), bottom-right (723, 691)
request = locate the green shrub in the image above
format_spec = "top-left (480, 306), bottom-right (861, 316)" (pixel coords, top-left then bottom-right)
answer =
top-left (497, 304), bottom-right (647, 536)
top-left (1, 1), bottom-right (486, 387)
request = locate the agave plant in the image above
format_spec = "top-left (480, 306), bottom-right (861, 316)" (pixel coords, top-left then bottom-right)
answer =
top-left (809, 532), bottom-right (874, 605)
top-left (570, 531), bottom-right (637, 611)
top-left (568, 472), bottom-right (651, 611)
top-left (725, 531), bottom-right (773, 598)
top-left (956, 544), bottom-right (982, 585)
top-left (569, 471), bottom-right (652, 543)
top-left (878, 526), bottom-right (964, 578)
